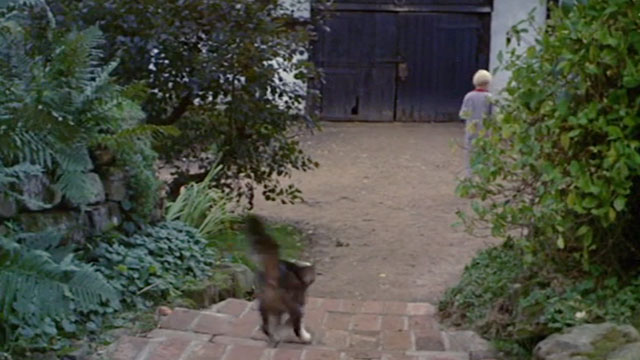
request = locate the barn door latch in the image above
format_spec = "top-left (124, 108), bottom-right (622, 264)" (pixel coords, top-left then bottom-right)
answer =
top-left (398, 62), bottom-right (409, 82)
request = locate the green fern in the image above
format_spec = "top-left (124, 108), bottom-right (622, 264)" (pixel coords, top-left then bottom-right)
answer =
top-left (95, 124), bottom-right (180, 151)
top-left (0, 12), bottom-right (174, 207)
top-left (0, 233), bottom-right (119, 343)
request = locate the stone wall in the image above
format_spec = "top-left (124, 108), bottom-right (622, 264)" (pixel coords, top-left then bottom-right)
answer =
top-left (0, 151), bottom-right (147, 243)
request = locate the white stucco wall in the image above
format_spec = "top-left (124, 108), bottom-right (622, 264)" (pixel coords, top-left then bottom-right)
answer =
top-left (489, 0), bottom-right (547, 94)
top-left (280, 0), bottom-right (311, 19)
top-left (271, 0), bottom-right (312, 114)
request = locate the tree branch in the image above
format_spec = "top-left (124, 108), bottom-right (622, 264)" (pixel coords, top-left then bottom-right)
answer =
top-left (154, 92), bottom-right (192, 126)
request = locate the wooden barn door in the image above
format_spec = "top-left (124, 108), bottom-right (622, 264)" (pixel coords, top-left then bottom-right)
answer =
top-left (313, 4), bottom-right (490, 122)
top-left (396, 13), bottom-right (489, 121)
top-left (314, 12), bottom-right (398, 121)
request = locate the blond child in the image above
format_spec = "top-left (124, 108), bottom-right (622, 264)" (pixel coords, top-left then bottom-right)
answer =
top-left (459, 70), bottom-right (493, 177)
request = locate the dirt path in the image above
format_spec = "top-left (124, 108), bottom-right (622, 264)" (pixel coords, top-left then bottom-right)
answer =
top-left (253, 122), bottom-right (497, 304)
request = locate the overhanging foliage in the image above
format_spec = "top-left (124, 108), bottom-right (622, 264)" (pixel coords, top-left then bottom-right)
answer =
top-left (52, 0), bottom-right (328, 205)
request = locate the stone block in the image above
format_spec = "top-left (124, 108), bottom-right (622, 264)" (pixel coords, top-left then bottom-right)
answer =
top-left (444, 330), bottom-right (492, 353)
top-left (534, 323), bottom-right (640, 360)
top-left (606, 341), bottom-right (640, 360)
top-left (19, 174), bottom-right (61, 211)
top-left (102, 170), bottom-right (128, 202)
top-left (87, 204), bottom-right (113, 234)
top-left (0, 194), bottom-right (17, 218)
top-left (107, 201), bottom-right (123, 227)
top-left (18, 210), bottom-right (89, 244)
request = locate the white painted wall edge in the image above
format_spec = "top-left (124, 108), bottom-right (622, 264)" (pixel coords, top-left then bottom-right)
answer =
top-left (489, 0), bottom-right (547, 95)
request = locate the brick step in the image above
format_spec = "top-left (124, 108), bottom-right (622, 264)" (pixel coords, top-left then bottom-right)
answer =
top-left (111, 334), bottom-right (469, 360)
top-left (105, 298), bottom-right (495, 360)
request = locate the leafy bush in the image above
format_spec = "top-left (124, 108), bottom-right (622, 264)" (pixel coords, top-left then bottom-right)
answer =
top-left (449, 0), bottom-right (640, 356)
top-left (0, 221), bottom-right (216, 357)
top-left (0, 229), bottom-right (119, 355)
top-left (0, 0), bottom-right (173, 220)
top-left (112, 137), bottom-right (161, 225)
top-left (440, 243), bottom-right (640, 359)
top-left (457, 1), bottom-right (640, 281)
top-left (0, 9), bottom-right (136, 206)
top-left (92, 221), bottom-right (217, 308)
top-left (51, 0), bottom-right (328, 205)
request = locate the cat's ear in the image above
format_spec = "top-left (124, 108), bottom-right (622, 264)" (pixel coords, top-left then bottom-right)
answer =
top-left (297, 264), bottom-right (316, 286)
top-left (288, 260), bottom-right (315, 286)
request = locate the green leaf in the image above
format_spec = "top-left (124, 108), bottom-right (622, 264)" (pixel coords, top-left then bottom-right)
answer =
top-left (605, 126), bottom-right (624, 139)
top-left (561, 133), bottom-right (571, 150)
top-left (582, 197), bottom-right (599, 209)
top-left (613, 197), bottom-right (626, 211)
top-left (576, 225), bottom-right (590, 237)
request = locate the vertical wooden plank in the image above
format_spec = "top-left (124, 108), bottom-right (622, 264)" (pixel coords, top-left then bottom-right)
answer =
top-left (312, 1), bottom-right (492, 122)
top-left (315, 11), bottom-right (397, 121)
top-left (396, 13), bottom-right (490, 122)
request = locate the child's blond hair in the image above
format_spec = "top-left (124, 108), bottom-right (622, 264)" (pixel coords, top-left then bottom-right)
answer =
top-left (472, 70), bottom-right (492, 88)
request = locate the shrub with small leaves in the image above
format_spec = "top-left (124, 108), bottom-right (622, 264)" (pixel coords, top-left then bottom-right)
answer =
top-left (449, 2), bottom-right (640, 356)
top-left (92, 221), bottom-right (217, 308)
top-left (440, 244), bottom-right (640, 359)
top-left (457, 0), bottom-right (640, 279)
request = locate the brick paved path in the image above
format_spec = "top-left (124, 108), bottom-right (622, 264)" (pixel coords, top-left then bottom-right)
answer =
top-left (107, 298), bottom-right (493, 360)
